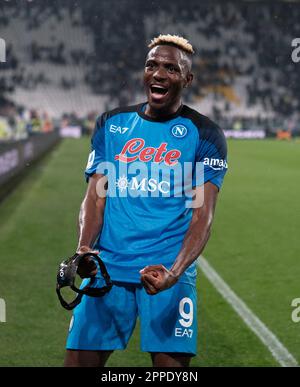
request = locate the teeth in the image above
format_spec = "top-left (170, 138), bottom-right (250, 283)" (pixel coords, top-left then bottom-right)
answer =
top-left (150, 85), bottom-right (168, 96)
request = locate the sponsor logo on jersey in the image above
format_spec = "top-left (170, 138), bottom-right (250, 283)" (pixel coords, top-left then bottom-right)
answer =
top-left (203, 157), bottom-right (228, 170)
top-left (115, 175), bottom-right (170, 194)
top-left (175, 327), bottom-right (193, 338)
top-left (109, 124), bottom-right (130, 134)
top-left (115, 138), bottom-right (181, 166)
top-left (171, 124), bottom-right (188, 138)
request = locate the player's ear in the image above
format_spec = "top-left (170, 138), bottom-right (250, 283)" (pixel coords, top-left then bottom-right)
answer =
top-left (184, 72), bottom-right (193, 88)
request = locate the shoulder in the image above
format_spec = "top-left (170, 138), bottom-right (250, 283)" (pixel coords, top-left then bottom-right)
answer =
top-left (182, 105), bottom-right (226, 150)
top-left (182, 105), bottom-right (222, 137)
top-left (96, 103), bottom-right (143, 126)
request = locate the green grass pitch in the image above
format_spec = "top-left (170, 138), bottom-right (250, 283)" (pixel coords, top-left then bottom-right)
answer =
top-left (0, 138), bottom-right (299, 366)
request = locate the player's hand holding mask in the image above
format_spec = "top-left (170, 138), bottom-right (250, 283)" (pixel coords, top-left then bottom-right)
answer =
top-left (76, 246), bottom-right (99, 278)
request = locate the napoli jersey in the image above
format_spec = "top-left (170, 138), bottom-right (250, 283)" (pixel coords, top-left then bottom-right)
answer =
top-left (85, 103), bottom-right (228, 284)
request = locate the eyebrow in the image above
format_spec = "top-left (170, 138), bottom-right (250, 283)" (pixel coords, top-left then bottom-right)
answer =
top-left (145, 58), bottom-right (180, 68)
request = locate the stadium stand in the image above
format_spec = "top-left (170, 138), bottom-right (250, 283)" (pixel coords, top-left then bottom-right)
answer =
top-left (0, 0), bottom-right (300, 136)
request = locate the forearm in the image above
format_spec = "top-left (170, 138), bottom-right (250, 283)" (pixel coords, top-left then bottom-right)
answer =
top-left (77, 195), bottom-right (105, 250)
top-left (170, 209), bottom-right (212, 278)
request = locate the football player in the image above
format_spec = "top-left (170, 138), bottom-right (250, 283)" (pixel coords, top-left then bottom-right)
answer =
top-left (64, 34), bottom-right (228, 367)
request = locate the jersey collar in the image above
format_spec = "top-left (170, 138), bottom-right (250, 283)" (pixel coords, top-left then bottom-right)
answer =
top-left (137, 102), bottom-right (184, 122)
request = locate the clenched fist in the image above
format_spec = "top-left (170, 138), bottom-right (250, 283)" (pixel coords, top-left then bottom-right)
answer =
top-left (140, 264), bottom-right (179, 295)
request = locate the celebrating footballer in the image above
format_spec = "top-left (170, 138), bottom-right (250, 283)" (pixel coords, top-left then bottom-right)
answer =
top-left (63, 34), bottom-right (228, 367)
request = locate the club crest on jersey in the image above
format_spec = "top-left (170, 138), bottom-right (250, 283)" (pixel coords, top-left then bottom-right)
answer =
top-left (171, 124), bottom-right (188, 138)
top-left (115, 138), bottom-right (181, 166)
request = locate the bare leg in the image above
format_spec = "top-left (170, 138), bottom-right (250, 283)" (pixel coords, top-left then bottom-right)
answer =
top-left (151, 352), bottom-right (191, 367)
top-left (64, 349), bottom-right (113, 367)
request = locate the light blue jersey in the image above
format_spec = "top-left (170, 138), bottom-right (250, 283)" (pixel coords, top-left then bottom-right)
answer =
top-left (85, 103), bottom-right (228, 284)
top-left (67, 103), bottom-right (228, 354)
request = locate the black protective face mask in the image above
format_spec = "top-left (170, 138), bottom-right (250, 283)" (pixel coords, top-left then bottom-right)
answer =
top-left (56, 252), bottom-right (113, 310)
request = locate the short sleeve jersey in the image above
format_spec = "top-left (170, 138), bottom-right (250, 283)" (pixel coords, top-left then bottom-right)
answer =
top-left (85, 103), bottom-right (228, 284)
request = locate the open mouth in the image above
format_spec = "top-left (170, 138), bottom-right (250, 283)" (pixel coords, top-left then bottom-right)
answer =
top-left (150, 85), bottom-right (168, 100)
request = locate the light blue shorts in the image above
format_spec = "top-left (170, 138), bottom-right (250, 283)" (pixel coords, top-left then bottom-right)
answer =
top-left (66, 279), bottom-right (197, 355)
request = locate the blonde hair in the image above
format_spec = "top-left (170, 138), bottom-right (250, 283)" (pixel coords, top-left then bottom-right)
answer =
top-left (148, 34), bottom-right (194, 55)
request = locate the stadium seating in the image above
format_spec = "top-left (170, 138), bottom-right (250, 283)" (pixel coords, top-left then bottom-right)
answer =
top-left (0, 0), bottom-right (299, 134)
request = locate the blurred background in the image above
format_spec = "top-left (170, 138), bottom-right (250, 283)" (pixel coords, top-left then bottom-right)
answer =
top-left (0, 0), bottom-right (299, 367)
top-left (1, 0), bottom-right (300, 141)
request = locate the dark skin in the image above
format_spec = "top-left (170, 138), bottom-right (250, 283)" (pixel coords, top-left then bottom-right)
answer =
top-left (144, 45), bottom-right (193, 119)
top-left (65, 44), bottom-right (219, 367)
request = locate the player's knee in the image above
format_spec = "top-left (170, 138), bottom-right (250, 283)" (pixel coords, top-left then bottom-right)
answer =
top-left (64, 350), bottom-right (79, 367)
top-left (64, 349), bottom-right (113, 367)
top-left (150, 352), bottom-right (191, 367)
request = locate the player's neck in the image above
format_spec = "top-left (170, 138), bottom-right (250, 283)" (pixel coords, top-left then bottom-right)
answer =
top-left (144, 101), bottom-right (183, 120)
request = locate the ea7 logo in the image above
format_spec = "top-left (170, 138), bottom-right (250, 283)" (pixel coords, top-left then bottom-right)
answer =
top-left (110, 125), bottom-right (130, 134)
top-left (175, 328), bottom-right (193, 338)
top-left (203, 158), bottom-right (228, 170)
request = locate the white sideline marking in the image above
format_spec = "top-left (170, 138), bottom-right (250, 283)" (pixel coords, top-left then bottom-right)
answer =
top-left (197, 256), bottom-right (298, 367)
